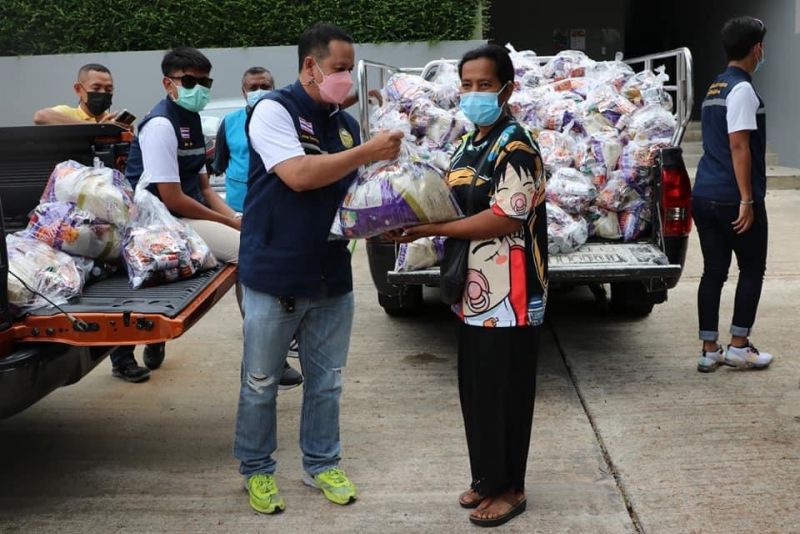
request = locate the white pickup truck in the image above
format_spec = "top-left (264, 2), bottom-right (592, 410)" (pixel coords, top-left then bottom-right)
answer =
top-left (357, 48), bottom-right (694, 317)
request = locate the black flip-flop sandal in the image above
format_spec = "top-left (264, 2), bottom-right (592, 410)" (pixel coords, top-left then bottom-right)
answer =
top-left (469, 498), bottom-right (527, 528)
top-left (458, 489), bottom-right (485, 509)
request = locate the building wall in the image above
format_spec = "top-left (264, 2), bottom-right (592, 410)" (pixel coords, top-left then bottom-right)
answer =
top-left (0, 40), bottom-right (485, 128)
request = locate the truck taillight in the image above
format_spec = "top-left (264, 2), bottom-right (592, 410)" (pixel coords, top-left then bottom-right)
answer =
top-left (661, 162), bottom-right (693, 237)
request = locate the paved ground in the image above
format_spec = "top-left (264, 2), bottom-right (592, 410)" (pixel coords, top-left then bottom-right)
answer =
top-left (0, 191), bottom-right (797, 533)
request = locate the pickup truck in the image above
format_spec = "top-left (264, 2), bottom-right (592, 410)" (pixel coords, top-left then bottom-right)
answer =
top-left (356, 48), bottom-right (694, 317)
top-left (0, 124), bottom-right (236, 418)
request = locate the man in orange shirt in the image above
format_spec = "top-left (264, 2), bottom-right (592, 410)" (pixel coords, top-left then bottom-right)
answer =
top-left (34, 63), bottom-right (119, 125)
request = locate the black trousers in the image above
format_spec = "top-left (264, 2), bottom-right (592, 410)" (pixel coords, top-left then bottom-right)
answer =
top-left (458, 323), bottom-right (539, 497)
top-left (692, 198), bottom-right (768, 341)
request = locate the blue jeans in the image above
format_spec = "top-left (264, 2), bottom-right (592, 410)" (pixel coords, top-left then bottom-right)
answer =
top-left (692, 197), bottom-right (768, 342)
top-left (233, 285), bottom-right (354, 477)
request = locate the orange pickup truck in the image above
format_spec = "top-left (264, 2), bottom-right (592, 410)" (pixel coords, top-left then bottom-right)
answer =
top-left (0, 124), bottom-right (236, 418)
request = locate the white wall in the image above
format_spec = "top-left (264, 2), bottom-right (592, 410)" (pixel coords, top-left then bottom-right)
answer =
top-left (0, 40), bottom-right (485, 127)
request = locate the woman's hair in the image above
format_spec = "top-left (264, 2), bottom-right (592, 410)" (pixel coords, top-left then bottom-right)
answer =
top-left (458, 44), bottom-right (515, 87)
top-left (721, 17), bottom-right (766, 61)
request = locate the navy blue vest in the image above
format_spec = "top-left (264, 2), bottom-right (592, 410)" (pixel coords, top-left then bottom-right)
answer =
top-left (239, 81), bottom-right (361, 298)
top-left (125, 98), bottom-right (207, 206)
top-left (694, 66), bottom-right (767, 202)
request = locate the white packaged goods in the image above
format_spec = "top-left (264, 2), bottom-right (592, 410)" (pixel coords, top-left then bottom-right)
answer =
top-left (6, 235), bottom-right (92, 315)
top-left (40, 160), bottom-right (133, 227)
top-left (395, 236), bottom-right (446, 272)
top-left (350, 46), bottom-right (677, 249)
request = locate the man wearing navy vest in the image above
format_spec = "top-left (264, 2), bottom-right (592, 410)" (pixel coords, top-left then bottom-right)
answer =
top-left (693, 17), bottom-right (774, 373)
top-left (116, 48), bottom-right (304, 387)
top-left (233, 23), bottom-right (402, 514)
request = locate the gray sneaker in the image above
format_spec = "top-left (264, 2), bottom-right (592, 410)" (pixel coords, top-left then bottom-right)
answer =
top-left (697, 346), bottom-right (724, 373)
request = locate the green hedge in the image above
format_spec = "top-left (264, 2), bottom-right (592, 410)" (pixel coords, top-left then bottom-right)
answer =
top-left (0, 0), bottom-right (487, 56)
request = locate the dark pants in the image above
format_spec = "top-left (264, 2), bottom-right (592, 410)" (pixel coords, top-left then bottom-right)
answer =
top-left (692, 197), bottom-right (768, 342)
top-left (458, 323), bottom-right (539, 497)
top-left (110, 344), bottom-right (163, 367)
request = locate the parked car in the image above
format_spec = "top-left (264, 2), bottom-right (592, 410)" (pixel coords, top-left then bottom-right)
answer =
top-left (200, 97), bottom-right (245, 192)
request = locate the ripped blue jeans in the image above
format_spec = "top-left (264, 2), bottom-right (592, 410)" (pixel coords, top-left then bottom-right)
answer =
top-left (233, 285), bottom-right (354, 477)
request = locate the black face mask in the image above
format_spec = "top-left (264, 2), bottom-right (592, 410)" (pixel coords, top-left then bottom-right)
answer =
top-left (84, 91), bottom-right (112, 116)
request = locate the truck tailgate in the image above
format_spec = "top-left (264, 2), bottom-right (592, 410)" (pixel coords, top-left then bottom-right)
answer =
top-left (3, 264), bottom-right (237, 346)
top-left (386, 243), bottom-right (681, 286)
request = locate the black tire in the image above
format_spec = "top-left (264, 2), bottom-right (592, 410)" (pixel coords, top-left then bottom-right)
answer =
top-left (143, 343), bottom-right (166, 370)
top-left (609, 282), bottom-right (655, 317)
top-left (377, 286), bottom-right (423, 316)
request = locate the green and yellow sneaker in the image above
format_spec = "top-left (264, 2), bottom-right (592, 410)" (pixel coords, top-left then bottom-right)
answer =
top-left (303, 467), bottom-right (357, 505)
top-left (246, 474), bottom-right (285, 514)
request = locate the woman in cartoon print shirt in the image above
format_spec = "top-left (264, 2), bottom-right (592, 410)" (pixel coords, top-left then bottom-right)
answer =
top-left (389, 44), bottom-right (547, 528)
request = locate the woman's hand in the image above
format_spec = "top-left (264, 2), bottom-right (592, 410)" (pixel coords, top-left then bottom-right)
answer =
top-left (384, 223), bottom-right (439, 243)
top-left (732, 203), bottom-right (754, 234)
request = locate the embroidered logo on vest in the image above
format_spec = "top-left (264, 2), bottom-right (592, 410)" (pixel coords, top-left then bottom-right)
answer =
top-left (339, 128), bottom-right (354, 149)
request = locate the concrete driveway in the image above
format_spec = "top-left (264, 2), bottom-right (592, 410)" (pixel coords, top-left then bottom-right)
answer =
top-left (0, 191), bottom-right (797, 533)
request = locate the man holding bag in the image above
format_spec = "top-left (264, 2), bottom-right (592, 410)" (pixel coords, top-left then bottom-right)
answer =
top-left (234, 22), bottom-right (403, 514)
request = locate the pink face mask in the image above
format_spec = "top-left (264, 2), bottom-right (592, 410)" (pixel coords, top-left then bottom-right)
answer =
top-left (314, 61), bottom-right (353, 104)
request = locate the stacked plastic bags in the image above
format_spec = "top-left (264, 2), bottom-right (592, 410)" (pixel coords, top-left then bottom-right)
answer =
top-left (352, 46), bottom-right (677, 261)
top-left (6, 160), bottom-right (217, 315)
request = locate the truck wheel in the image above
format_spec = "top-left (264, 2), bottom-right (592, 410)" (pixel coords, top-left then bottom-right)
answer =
top-left (377, 286), bottom-right (423, 316)
top-left (609, 282), bottom-right (655, 317)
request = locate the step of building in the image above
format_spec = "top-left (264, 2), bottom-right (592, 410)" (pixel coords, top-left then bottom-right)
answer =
top-left (687, 166), bottom-right (800, 189)
top-left (681, 140), bottom-right (780, 168)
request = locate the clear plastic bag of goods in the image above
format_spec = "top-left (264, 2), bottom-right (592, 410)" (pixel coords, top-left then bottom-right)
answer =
top-left (582, 84), bottom-right (637, 130)
top-left (588, 132), bottom-right (623, 172)
top-left (619, 199), bottom-right (652, 242)
top-left (384, 73), bottom-right (436, 112)
top-left (333, 144), bottom-right (462, 239)
top-left (536, 93), bottom-right (582, 132)
top-left (6, 234), bottom-right (92, 315)
top-left (543, 50), bottom-right (596, 80)
top-left (586, 205), bottom-right (622, 239)
top-left (621, 66), bottom-right (673, 110)
top-left (122, 174), bottom-right (217, 289)
top-left (20, 201), bottom-right (123, 261)
top-left (586, 61), bottom-right (635, 91)
top-left (428, 61), bottom-right (461, 109)
top-left (505, 43), bottom-right (543, 81)
top-left (546, 167), bottom-right (597, 214)
top-left (595, 172), bottom-right (634, 211)
top-left (40, 160), bottom-right (133, 227)
top-left (546, 203), bottom-right (588, 254)
top-left (618, 139), bottom-right (671, 194)
top-left (394, 236), bottom-right (446, 272)
top-left (536, 129), bottom-right (578, 171)
top-left (551, 77), bottom-right (595, 99)
top-left (626, 104), bottom-right (677, 141)
top-left (509, 87), bottom-right (542, 130)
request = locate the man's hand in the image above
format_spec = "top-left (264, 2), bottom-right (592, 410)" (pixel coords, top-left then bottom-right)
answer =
top-left (364, 130), bottom-right (403, 162)
top-left (732, 203), bottom-right (754, 234)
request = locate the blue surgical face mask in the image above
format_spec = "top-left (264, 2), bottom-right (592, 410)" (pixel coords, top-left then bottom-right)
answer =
top-left (173, 83), bottom-right (211, 113)
top-left (459, 83), bottom-right (509, 126)
top-left (754, 46), bottom-right (765, 73)
top-left (246, 89), bottom-right (271, 108)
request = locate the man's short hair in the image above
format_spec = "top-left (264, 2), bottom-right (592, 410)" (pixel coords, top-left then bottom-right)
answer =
top-left (297, 22), bottom-right (354, 71)
top-left (241, 66), bottom-right (272, 85)
top-left (161, 47), bottom-right (212, 76)
top-left (722, 17), bottom-right (767, 61)
top-left (78, 63), bottom-right (111, 80)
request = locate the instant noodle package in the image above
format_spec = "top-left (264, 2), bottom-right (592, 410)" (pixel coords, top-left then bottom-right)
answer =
top-left (337, 45), bottom-right (677, 265)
